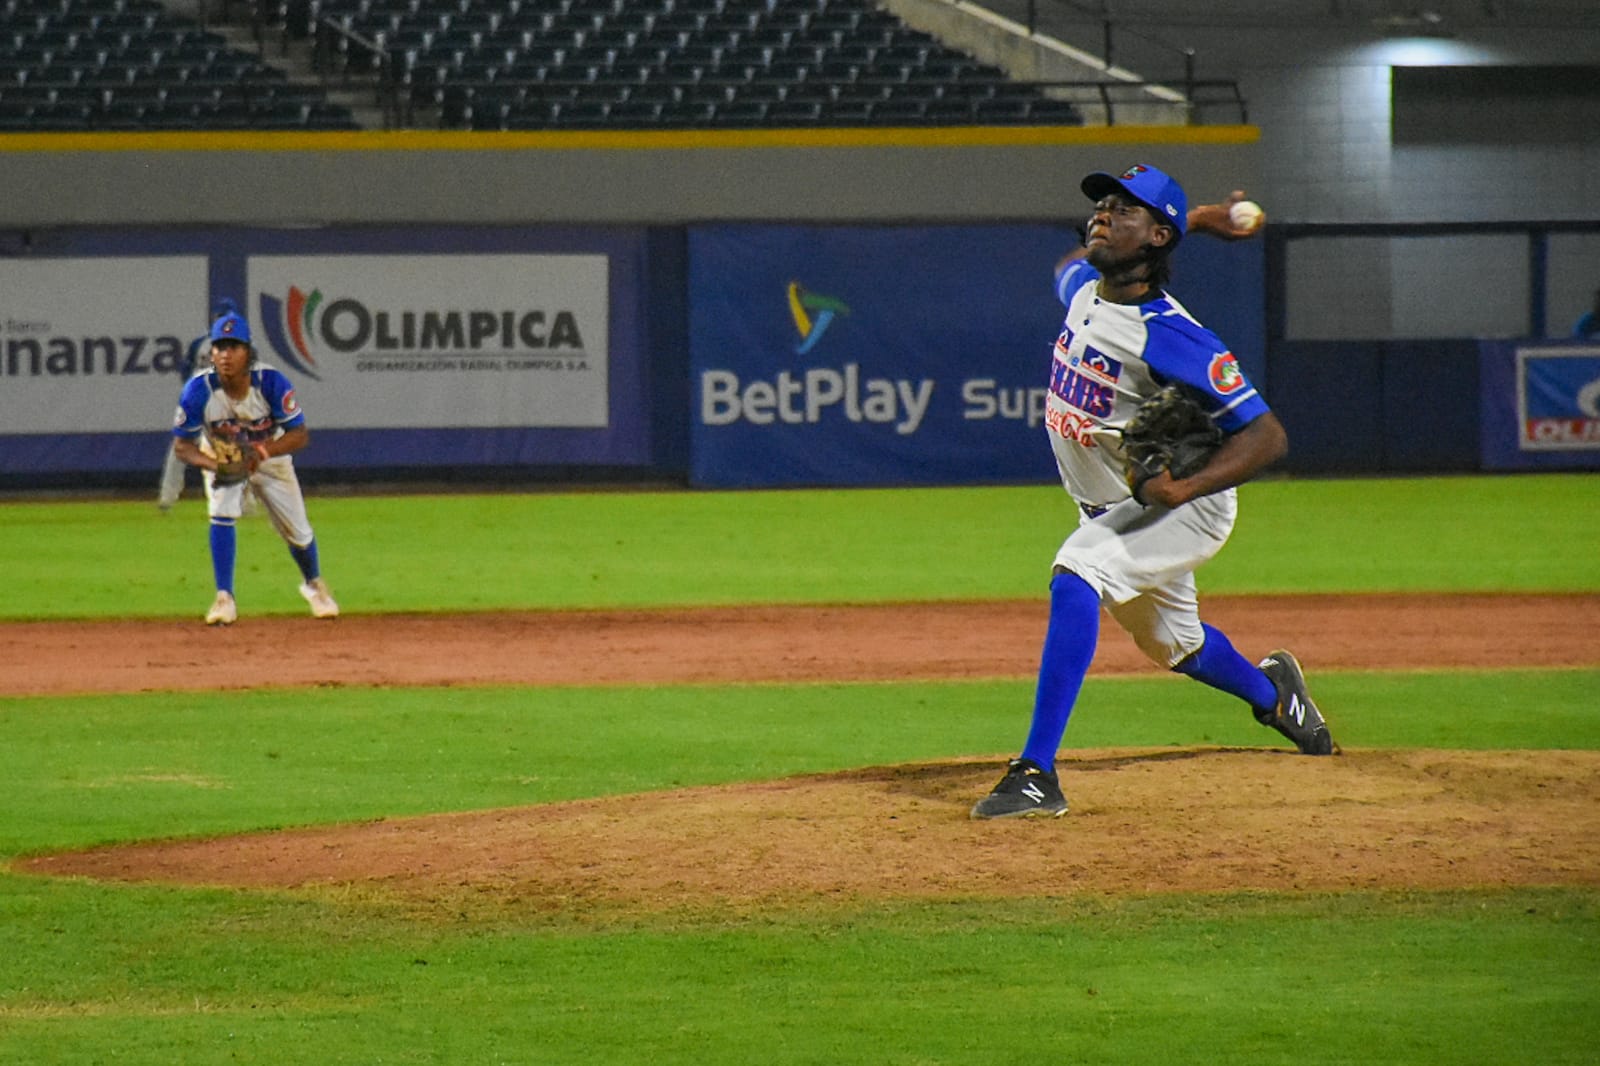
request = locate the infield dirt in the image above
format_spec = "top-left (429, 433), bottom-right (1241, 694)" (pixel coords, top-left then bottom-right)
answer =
top-left (11, 593), bottom-right (1600, 912)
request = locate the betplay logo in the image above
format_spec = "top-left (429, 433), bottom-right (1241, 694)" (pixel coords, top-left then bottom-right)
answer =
top-left (700, 280), bottom-right (934, 435)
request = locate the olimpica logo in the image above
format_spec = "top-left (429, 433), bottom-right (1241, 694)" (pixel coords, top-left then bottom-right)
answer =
top-left (787, 281), bottom-right (850, 355)
top-left (258, 287), bottom-right (324, 381)
top-left (258, 287), bottom-right (588, 383)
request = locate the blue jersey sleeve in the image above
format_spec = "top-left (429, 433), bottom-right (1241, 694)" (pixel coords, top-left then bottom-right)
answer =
top-left (172, 375), bottom-right (210, 440)
top-left (1055, 257), bottom-right (1098, 308)
top-left (257, 367), bottom-right (307, 430)
top-left (1142, 314), bottom-right (1270, 433)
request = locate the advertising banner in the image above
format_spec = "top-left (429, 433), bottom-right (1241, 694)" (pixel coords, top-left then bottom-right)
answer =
top-left (0, 227), bottom-right (654, 478)
top-left (246, 254), bottom-right (609, 429)
top-left (688, 224), bottom-right (1066, 488)
top-left (1480, 342), bottom-right (1600, 470)
top-left (0, 257), bottom-right (207, 434)
top-left (687, 224), bottom-right (1265, 488)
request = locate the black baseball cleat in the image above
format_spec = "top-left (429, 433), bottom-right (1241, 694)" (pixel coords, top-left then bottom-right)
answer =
top-left (970, 757), bottom-right (1069, 819)
top-left (1255, 649), bottom-right (1338, 755)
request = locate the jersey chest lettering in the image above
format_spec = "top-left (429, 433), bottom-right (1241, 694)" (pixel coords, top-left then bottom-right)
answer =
top-left (210, 415), bottom-right (275, 447)
top-left (205, 389), bottom-right (275, 442)
top-left (1049, 345), bottom-right (1121, 419)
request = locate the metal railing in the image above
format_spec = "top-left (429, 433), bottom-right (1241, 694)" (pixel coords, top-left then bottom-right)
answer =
top-left (1036, 77), bottom-right (1246, 125)
top-left (1019, 0), bottom-right (1195, 75)
top-left (193, 0), bottom-right (270, 54)
top-left (312, 13), bottom-right (407, 126)
top-left (1011, 0), bottom-right (1234, 122)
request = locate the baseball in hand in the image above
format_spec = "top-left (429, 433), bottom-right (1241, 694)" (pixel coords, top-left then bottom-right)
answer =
top-left (1228, 200), bottom-right (1265, 231)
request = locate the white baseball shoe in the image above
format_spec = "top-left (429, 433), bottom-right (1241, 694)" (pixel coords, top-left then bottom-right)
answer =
top-left (205, 590), bottom-right (237, 626)
top-left (298, 577), bottom-right (340, 619)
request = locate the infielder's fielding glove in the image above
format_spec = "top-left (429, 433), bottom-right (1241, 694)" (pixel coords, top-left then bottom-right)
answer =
top-left (1120, 385), bottom-right (1223, 504)
top-left (211, 437), bottom-right (250, 481)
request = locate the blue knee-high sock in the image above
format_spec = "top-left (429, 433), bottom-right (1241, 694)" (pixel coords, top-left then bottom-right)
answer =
top-left (1020, 571), bottom-right (1102, 771)
top-left (288, 539), bottom-right (321, 583)
top-left (209, 520), bottom-right (237, 593)
top-left (1173, 622), bottom-right (1277, 712)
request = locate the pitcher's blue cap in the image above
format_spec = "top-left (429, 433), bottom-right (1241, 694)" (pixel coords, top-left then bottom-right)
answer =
top-left (209, 311), bottom-right (252, 345)
top-left (1082, 163), bottom-right (1188, 239)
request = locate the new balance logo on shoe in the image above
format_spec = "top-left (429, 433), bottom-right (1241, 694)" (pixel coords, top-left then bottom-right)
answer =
top-left (1255, 649), bottom-right (1338, 756)
top-left (971, 758), bottom-right (1069, 820)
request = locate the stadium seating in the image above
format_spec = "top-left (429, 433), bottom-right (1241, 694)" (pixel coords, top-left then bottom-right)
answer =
top-left (310, 0), bottom-right (1084, 130)
top-left (0, 0), bottom-right (359, 130)
top-left (0, 0), bottom-right (1083, 131)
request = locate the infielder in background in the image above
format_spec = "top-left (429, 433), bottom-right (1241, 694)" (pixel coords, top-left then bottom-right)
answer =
top-left (972, 163), bottom-right (1335, 820)
top-left (155, 304), bottom-right (215, 510)
top-left (171, 308), bottom-right (339, 625)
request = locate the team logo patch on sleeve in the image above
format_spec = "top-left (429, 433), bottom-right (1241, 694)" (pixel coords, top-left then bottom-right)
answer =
top-left (1208, 352), bottom-right (1245, 394)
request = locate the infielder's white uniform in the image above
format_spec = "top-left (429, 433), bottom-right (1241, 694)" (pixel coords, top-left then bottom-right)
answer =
top-left (1045, 256), bottom-right (1271, 668)
top-left (173, 363), bottom-right (315, 548)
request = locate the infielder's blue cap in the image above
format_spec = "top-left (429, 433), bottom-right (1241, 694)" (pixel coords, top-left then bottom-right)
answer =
top-left (209, 311), bottom-right (252, 345)
top-left (1081, 163), bottom-right (1188, 239)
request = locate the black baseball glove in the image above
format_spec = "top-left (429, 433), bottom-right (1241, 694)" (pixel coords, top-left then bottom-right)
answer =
top-left (1120, 385), bottom-right (1223, 504)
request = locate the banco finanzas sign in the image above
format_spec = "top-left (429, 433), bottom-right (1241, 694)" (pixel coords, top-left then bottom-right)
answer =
top-left (0, 256), bottom-right (208, 434)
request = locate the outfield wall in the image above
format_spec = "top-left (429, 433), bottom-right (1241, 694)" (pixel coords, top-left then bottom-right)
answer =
top-left (0, 218), bottom-right (1269, 488)
top-left (3, 221), bottom-right (1594, 488)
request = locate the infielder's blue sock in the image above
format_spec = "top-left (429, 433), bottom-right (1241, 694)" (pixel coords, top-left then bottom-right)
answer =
top-left (1173, 623), bottom-right (1277, 711)
top-left (288, 540), bottom-right (321, 582)
top-left (1020, 571), bottom-right (1101, 771)
top-left (209, 520), bottom-right (236, 593)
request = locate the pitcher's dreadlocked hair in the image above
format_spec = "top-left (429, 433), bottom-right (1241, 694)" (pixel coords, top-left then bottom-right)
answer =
top-left (1142, 237), bottom-right (1175, 291)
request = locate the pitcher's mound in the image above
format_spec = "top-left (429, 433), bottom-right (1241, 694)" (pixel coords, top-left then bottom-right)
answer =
top-left (20, 747), bottom-right (1600, 915)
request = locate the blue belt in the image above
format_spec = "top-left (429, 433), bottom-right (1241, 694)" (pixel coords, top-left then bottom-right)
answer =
top-left (1080, 502), bottom-right (1112, 519)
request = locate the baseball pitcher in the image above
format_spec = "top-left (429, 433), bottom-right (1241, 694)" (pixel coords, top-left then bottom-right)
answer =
top-left (972, 164), bottom-right (1336, 820)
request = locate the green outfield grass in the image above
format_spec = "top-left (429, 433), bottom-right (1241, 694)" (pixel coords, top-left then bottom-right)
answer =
top-left (2, 474), bottom-right (1597, 1064)
top-left (1, 878), bottom-right (1593, 1066)
top-left (2, 472), bottom-right (1596, 620)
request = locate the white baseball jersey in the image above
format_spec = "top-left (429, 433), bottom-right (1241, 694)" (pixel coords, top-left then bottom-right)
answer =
top-left (1045, 257), bottom-right (1274, 665)
top-left (173, 363), bottom-right (306, 465)
top-left (1047, 257), bottom-right (1270, 511)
